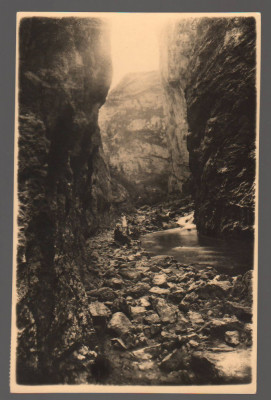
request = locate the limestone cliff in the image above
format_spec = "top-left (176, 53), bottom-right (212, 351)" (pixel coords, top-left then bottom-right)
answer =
top-left (160, 20), bottom-right (195, 193)
top-left (161, 17), bottom-right (257, 238)
top-left (99, 71), bottom-right (172, 204)
top-left (16, 17), bottom-right (112, 383)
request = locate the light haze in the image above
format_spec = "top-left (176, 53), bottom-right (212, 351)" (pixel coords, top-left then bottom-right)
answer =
top-left (109, 14), bottom-right (163, 89)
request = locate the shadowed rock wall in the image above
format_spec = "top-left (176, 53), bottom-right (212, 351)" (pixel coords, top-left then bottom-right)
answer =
top-left (161, 17), bottom-right (257, 238)
top-left (16, 17), bottom-right (112, 383)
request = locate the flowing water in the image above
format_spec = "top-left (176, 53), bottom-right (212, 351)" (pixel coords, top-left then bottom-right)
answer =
top-left (142, 213), bottom-right (254, 276)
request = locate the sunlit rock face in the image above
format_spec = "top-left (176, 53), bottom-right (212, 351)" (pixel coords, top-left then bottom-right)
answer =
top-left (161, 17), bottom-right (257, 238)
top-left (99, 71), bottom-right (172, 204)
top-left (159, 20), bottom-right (195, 193)
top-left (17, 17), bottom-right (112, 383)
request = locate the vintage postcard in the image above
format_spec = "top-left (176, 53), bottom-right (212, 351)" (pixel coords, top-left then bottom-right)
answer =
top-left (10, 12), bottom-right (260, 393)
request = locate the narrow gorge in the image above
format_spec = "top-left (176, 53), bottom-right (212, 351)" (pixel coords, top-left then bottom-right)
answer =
top-left (14, 15), bottom-right (257, 387)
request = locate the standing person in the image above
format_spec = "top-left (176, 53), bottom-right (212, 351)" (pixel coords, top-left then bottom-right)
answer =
top-left (121, 213), bottom-right (129, 235)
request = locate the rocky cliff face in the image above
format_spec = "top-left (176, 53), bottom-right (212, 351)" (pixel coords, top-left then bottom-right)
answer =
top-left (17, 17), bottom-right (112, 383)
top-left (161, 17), bottom-right (256, 238)
top-left (160, 20), bottom-right (195, 194)
top-left (99, 71), bottom-right (172, 204)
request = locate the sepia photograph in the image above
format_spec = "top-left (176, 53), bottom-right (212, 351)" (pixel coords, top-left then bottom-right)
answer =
top-left (10, 12), bottom-right (260, 393)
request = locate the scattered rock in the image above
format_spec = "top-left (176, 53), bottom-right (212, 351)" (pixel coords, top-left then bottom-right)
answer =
top-left (189, 353), bottom-right (221, 384)
top-left (205, 316), bottom-right (243, 334)
top-left (138, 296), bottom-right (151, 308)
top-left (83, 197), bottom-right (253, 385)
top-left (111, 338), bottom-right (127, 350)
top-left (151, 255), bottom-right (174, 265)
top-left (154, 298), bottom-right (178, 324)
top-left (225, 301), bottom-right (252, 322)
top-left (111, 297), bottom-right (131, 316)
top-left (110, 278), bottom-right (123, 288)
top-left (119, 269), bottom-right (141, 280)
top-left (162, 222), bottom-right (180, 229)
top-left (159, 348), bottom-right (190, 372)
top-left (182, 292), bottom-right (199, 303)
top-left (89, 302), bottom-right (111, 329)
top-left (144, 313), bottom-right (160, 324)
top-left (132, 345), bottom-right (161, 360)
top-left (187, 281), bottom-right (202, 292)
top-left (196, 282), bottom-right (227, 299)
top-left (73, 352), bottom-right (86, 361)
top-left (160, 331), bottom-right (179, 350)
top-left (89, 302), bottom-right (111, 318)
top-left (168, 288), bottom-right (186, 303)
top-left (188, 311), bottom-right (205, 326)
top-left (130, 306), bottom-right (146, 318)
top-left (210, 277), bottom-right (232, 292)
top-left (72, 346), bottom-right (97, 366)
top-left (152, 273), bottom-right (167, 287)
top-left (149, 287), bottom-right (170, 295)
top-left (138, 361), bottom-right (155, 371)
top-left (134, 332), bottom-right (148, 347)
top-left (174, 321), bottom-right (188, 334)
top-left (127, 282), bottom-right (151, 298)
top-left (149, 265), bottom-right (161, 273)
top-left (107, 312), bottom-right (133, 336)
top-left (188, 339), bottom-right (200, 348)
top-left (232, 271), bottom-right (253, 300)
top-left (225, 330), bottom-right (240, 347)
top-left (143, 324), bottom-right (162, 338)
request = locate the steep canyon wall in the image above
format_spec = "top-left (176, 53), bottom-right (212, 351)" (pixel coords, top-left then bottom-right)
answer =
top-left (161, 17), bottom-right (257, 237)
top-left (160, 20), bottom-right (195, 193)
top-left (17, 17), bottom-right (112, 383)
top-left (99, 71), bottom-right (171, 204)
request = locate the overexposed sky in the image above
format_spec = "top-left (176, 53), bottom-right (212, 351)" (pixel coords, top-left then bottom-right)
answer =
top-left (109, 14), bottom-right (165, 89)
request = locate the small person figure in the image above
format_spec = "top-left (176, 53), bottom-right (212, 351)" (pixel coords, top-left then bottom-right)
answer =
top-left (121, 213), bottom-right (129, 235)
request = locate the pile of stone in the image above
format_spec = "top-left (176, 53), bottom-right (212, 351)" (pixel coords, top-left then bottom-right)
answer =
top-left (83, 224), bottom-right (253, 385)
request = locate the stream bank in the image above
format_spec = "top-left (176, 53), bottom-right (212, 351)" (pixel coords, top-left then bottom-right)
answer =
top-left (65, 200), bottom-right (253, 385)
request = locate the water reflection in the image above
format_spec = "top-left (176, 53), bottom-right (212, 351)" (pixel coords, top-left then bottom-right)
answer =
top-left (142, 226), bottom-right (254, 276)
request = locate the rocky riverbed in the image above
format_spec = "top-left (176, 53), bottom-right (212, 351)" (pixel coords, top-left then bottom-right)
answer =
top-left (14, 16), bottom-right (257, 389)
top-left (65, 200), bottom-right (253, 385)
